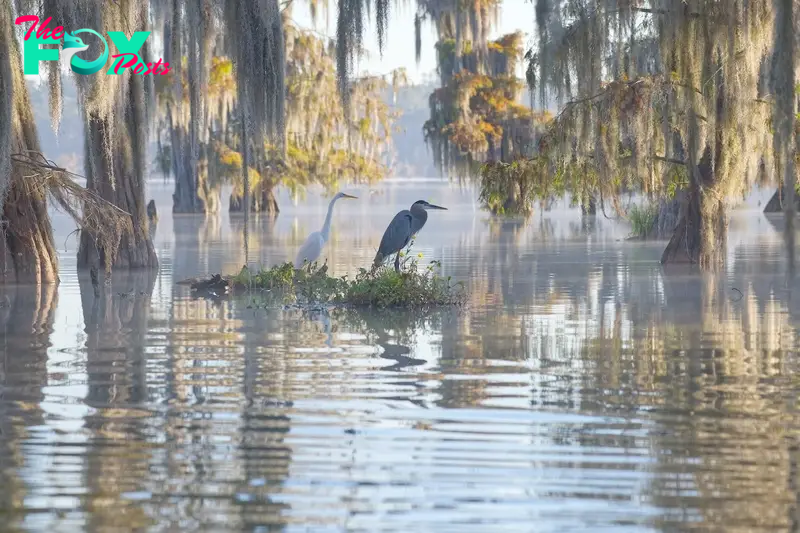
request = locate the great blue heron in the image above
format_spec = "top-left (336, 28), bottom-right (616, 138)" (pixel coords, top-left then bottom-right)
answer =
top-left (294, 192), bottom-right (358, 268)
top-left (373, 200), bottom-right (447, 271)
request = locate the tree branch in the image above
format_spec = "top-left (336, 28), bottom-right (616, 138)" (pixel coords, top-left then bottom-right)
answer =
top-left (653, 155), bottom-right (687, 166)
top-left (553, 79), bottom-right (647, 122)
top-left (632, 7), bottom-right (702, 18)
top-left (10, 152), bottom-right (132, 217)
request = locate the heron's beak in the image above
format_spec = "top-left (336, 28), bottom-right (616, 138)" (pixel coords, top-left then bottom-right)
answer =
top-left (427, 203), bottom-right (447, 210)
top-left (342, 193), bottom-right (358, 199)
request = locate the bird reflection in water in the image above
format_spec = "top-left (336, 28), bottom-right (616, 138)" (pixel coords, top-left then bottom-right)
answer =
top-left (334, 308), bottom-right (430, 371)
top-left (299, 306), bottom-right (429, 370)
top-left (303, 306), bottom-right (334, 348)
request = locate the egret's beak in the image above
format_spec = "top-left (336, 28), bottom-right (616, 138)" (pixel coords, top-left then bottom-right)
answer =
top-left (427, 203), bottom-right (447, 210)
top-left (342, 193), bottom-right (358, 199)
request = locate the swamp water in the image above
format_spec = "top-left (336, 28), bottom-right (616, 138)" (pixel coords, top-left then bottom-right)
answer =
top-left (2, 180), bottom-right (800, 532)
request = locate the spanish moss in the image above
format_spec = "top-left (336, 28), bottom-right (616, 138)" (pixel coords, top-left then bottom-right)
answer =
top-left (154, 0), bottom-right (223, 214)
top-left (227, 23), bottom-right (400, 213)
top-left (47, 0), bottom-right (159, 270)
top-left (425, 30), bottom-right (541, 183)
top-left (530, 0), bottom-right (777, 268)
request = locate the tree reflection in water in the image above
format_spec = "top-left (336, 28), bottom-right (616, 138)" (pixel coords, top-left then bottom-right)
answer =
top-left (79, 270), bottom-right (156, 530)
top-left (0, 283), bottom-right (57, 528)
top-left (5, 210), bottom-right (800, 530)
top-left (433, 215), bottom-right (800, 530)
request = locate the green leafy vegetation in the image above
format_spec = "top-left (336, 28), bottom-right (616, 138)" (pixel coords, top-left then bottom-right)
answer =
top-left (415, 9), bottom-right (553, 215)
top-left (627, 203), bottom-right (659, 239)
top-left (425, 31), bottom-right (543, 178)
top-left (479, 158), bottom-right (548, 216)
top-left (226, 259), bottom-right (466, 309)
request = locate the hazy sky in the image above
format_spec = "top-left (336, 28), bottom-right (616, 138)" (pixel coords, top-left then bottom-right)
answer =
top-left (290, 1), bottom-right (534, 83)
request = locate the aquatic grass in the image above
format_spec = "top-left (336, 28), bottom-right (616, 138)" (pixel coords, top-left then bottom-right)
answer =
top-left (628, 203), bottom-right (659, 239)
top-left (203, 257), bottom-right (466, 309)
top-left (343, 260), bottom-right (464, 307)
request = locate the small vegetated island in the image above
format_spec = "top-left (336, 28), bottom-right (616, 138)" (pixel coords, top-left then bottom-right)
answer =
top-left (183, 256), bottom-right (466, 310)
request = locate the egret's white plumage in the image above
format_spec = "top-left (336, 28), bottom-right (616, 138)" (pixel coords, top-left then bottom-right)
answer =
top-left (294, 232), bottom-right (325, 268)
top-left (294, 192), bottom-right (358, 268)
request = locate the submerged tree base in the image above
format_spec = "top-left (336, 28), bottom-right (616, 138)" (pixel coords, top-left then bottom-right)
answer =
top-left (763, 186), bottom-right (800, 213)
top-left (182, 261), bottom-right (467, 308)
top-left (229, 188), bottom-right (279, 216)
top-left (660, 189), bottom-right (727, 268)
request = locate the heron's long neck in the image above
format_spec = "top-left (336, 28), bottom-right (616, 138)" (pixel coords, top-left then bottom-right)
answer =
top-left (320, 196), bottom-right (340, 241)
top-left (410, 204), bottom-right (428, 228)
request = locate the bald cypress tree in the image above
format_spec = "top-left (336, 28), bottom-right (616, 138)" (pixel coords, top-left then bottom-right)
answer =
top-left (53, 0), bottom-right (159, 270)
top-left (2, 0), bottom-right (142, 283)
top-left (531, 1), bottom-right (778, 269)
top-left (154, 0), bottom-right (220, 214)
top-left (224, 0), bottom-right (285, 217)
top-left (0, 3), bottom-right (58, 283)
top-left (771, 0), bottom-right (796, 269)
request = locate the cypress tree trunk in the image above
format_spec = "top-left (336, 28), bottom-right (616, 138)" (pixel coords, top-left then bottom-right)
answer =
top-left (763, 186), bottom-right (800, 213)
top-left (660, 185), bottom-right (727, 266)
top-left (1, 173), bottom-right (59, 284)
top-left (662, 41), bottom-right (730, 271)
top-left (773, 0), bottom-right (796, 271)
top-left (77, 74), bottom-right (157, 270)
top-left (500, 187), bottom-right (518, 214)
top-left (0, 7), bottom-right (58, 284)
top-left (661, 148), bottom-right (727, 267)
top-left (764, 186), bottom-right (782, 213)
top-left (229, 153), bottom-right (279, 216)
top-left (650, 194), bottom-right (681, 239)
top-left (169, 107), bottom-right (202, 213)
top-left (258, 183), bottom-right (280, 215)
top-left (146, 200), bottom-right (158, 226)
top-left (52, 0), bottom-right (158, 272)
top-left (165, 0), bottom-right (218, 215)
top-left (229, 182), bottom-right (280, 215)
top-left (581, 195), bottom-right (597, 216)
top-left (169, 118), bottom-right (218, 214)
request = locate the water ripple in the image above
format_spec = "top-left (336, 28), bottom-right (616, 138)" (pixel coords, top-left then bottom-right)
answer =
top-left (2, 192), bottom-right (800, 531)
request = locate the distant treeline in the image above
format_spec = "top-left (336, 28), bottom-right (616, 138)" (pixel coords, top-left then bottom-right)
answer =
top-left (30, 77), bottom-right (553, 181)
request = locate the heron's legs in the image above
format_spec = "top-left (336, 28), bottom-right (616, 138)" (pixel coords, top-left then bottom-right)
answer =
top-left (394, 252), bottom-right (401, 272)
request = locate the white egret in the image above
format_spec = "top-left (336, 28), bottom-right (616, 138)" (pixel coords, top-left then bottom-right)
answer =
top-left (293, 192), bottom-right (358, 268)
